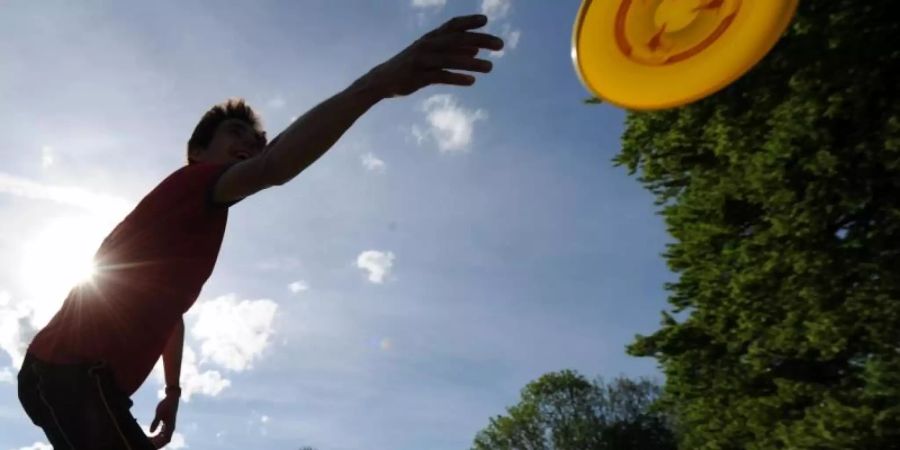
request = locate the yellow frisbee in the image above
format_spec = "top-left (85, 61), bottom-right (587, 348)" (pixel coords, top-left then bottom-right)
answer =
top-left (572, 0), bottom-right (799, 110)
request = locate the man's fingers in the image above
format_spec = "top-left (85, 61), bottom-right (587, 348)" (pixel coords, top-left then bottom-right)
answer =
top-left (423, 70), bottom-right (477, 87)
top-left (438, 14), bottom-right (488, 33)
top-left (446, 46), bottom-right (480, 57)
top-left (150, 416), bottom-right (160, 433)
top-left (156, 423), bottom-right (172, 444)
top-left (420, 54), bottom-right (493, 73)
top-left (427, 31), bottom-right (504, 52)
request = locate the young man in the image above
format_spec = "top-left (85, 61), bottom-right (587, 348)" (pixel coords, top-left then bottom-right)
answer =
top-left (17, 14), bottom-right (503, 449)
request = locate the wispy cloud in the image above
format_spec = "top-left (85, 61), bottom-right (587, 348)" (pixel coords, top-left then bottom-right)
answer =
top-left (14, 442), bottom-right (52, 450)
top-left (361, 152), bottom-right (386, 172)
top-left (481, 0), bottom-right (521, 58)
top-left (166, 432), bottom-right (188, 449)
top-left (411, 0), bottom-right (446, 8)
top-left (356, 250), bottom-right (395, 284)
top-left (411, 0), bottom-right (446, 26)
top-left (267, 95), bottom-right (287, 109)
top-left (490, 24), bottom-right (522, 58)
top-left (245, 411), bottom-right (272, 437)
top-left (0, 171), bottom-right (131, 216)
top-left (413, 94), bottom-right (487, 153)
top-left (0, 366), bottom-right (14, 384)
top-left (410, 124), bottom-right (428, 146)
top-left (0, 290), bottom-right (39, 370)
top-left (505, 27), bottom-right (521, 50)
top-left (189, 294), bottom-right (278, 372)
top-left (481, 0), bottom-right (512, 20)
top-left (288, 280), bottom-right (309, 294)
top-left (40, 145), bottom-right (55, 169)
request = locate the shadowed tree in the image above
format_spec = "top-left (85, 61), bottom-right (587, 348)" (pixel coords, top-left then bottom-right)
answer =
top-left (615, 0), bottom-right (900, 448)
top-left (472, 370), bottom-right (676, 450)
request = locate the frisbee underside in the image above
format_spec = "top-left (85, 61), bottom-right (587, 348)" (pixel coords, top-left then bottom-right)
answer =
top-left (572, 0), bottom-right (799, 110)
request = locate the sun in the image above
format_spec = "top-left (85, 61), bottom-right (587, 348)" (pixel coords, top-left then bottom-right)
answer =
top-left (19, 215), bottom-right (112, 317)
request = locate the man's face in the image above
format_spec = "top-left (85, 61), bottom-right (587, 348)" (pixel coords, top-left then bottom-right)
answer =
top-left (192, 118), bottom-right (266, 164)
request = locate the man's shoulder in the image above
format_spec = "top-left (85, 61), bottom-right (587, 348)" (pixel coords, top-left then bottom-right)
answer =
top-left (156, 163), bottom-right (232, 191)
top-left (158, 162), bottom-right (238, 209)
top-left (130, 163), bottom-right (229, 211)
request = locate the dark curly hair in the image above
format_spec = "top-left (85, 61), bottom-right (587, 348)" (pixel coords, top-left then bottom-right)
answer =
top-left (186, 98), bottom-right (266, 164)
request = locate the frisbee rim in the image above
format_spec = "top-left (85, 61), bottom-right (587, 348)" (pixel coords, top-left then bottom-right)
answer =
top-left (571, 0), bottom-right (799, 111)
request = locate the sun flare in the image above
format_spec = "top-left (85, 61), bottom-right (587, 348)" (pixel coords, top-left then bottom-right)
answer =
top-left (19, 215), bottom-right (112, 316)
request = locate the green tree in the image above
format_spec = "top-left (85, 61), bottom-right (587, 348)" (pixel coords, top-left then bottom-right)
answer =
top-left (472, 370), bottom-right (676, 450)
top-left (615, 1), bottom-right (900, 448)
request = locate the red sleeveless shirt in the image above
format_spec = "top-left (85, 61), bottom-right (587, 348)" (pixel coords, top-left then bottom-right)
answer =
top-left (28, 162), bottom-right (238, 395)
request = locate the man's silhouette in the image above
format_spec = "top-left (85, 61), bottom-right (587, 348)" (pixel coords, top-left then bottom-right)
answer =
top-left (17, 14), bottom-right (503, 449)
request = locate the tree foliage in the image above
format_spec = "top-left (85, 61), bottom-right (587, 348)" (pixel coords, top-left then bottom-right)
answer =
top-left (616, 1), bottom-right (900, 448)
top-left (472, 370), bottom-right (676, 450)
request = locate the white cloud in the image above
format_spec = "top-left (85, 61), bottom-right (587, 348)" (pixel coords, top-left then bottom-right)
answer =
top-left (168, 432), bottom-right (188, 449)
top-left (411, 0), bottom-right (445, 26)
top-left (153, 346), bottom-right (230, 402)
top-left (179, 348), bottom-right (230, 401)
top-left (288, 280), bottom-right (309, 294)
top-left (0, 366), bottom-right (14, 383)
top-left (356, 250), bottom-right (395, 284)
top-left (410, 125), bottom-right (427, 145)
top-left (189, 294), bottom-right (278, 372)
top-left (361, 152), bottom-right (386, 172)
top-left (490, 24), bottom-right (521, 58)
top-left (0, 290), bottom-right (40, 370)
top-left (248, 411), bottom-right (271, 436)
top-left (0, 171), bottom-right (131, 216)
top-left (411, 0), bottom-right (445, 8)
top-left (414, 94), bottom-right (487, 153)
top-left (14, 442), bottom-right (52, 450)
top-left (150, 294), bottom-right (279, 402)
top-left (506, 29), bottom-right (521, 49)
top-left (267, 95), bottom-right (286, 109)
top-left (41, 145), bottom-right (54, 169)
top-left (481, 0), bottom-right (512, 20)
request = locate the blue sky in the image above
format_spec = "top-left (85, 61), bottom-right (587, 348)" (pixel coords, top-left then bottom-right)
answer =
top-left (0, 1), bottom-right (673, 448)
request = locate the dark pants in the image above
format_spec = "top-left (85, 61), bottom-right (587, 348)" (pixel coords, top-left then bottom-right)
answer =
top-left (17, 353), bottom-right (155, 450)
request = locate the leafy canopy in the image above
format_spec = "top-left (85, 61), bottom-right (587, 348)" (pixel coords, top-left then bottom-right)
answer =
top-left (617, 1), bottom-right (900, 448)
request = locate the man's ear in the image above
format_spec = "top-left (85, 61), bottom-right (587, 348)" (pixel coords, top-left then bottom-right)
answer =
top-left (187, 146), bottom-right (203, 163)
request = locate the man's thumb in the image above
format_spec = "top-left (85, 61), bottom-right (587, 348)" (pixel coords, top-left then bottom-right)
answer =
top-left (150, 416), bottom-right (160, 433)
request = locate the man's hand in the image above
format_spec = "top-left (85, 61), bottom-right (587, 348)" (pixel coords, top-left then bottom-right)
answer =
top-left (241, 14), bottom-right (503, 187)
top-left (360, 14), bottom-right (504, 98)
top-left (149, 393), bottom-right (179, 448)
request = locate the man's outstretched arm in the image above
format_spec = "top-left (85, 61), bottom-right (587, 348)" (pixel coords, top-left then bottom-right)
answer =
top-left (149, 318), bottom-right (184, 448)
top-left (211, 14), bottom-right (503, 204)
